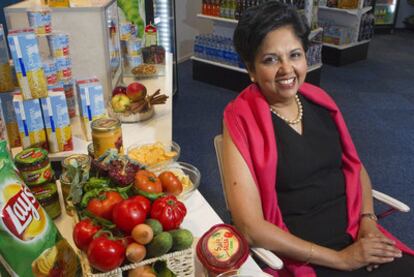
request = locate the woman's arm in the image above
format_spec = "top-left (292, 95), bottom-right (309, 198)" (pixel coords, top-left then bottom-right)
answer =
top-left (222, 124), bottom-right (401, 271)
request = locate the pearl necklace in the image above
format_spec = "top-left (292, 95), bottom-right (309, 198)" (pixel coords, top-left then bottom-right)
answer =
top-left (270, 94), bottom-right (303, 125)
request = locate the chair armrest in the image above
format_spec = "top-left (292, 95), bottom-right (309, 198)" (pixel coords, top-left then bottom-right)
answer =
top-left (372, 190), bottom-right (410, 213)
top-left (251, 247), bottom-right (284, 270)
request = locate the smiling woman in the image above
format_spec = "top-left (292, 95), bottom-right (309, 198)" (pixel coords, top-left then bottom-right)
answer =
top-left (221, 1), bottom-right (414, 277)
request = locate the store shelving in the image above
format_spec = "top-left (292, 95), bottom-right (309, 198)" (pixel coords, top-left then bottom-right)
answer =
top-left (196, 13), bottom-right (238, 24)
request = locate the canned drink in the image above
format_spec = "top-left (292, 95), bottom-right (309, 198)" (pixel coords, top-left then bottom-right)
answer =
top-left (47, 32), bottom-right (70, 58)
top-left (42, 58), bottom-right (58, 85)
top-left (27, 7), bottom-right (52, 35)
top-left (91, 117), bottom-right (123, 158)
top-left (120, 22), bottom-right (132, 41)
top-left (127, 38), bottom-right (142, 56)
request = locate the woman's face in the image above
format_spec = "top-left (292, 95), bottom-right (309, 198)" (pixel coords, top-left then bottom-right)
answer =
top-left (249, 25), bottom-right (307, 105)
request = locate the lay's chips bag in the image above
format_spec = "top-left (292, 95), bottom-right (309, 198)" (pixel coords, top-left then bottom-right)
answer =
top-left (0, 140), bottom-right (80, 277)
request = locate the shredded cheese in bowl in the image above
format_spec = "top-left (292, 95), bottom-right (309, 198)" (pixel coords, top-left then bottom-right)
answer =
top-left (127, 141), bottom-right (180, 169)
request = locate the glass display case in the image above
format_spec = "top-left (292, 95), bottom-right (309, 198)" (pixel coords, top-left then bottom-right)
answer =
top-left (374, 0), bottom-right (401, 31)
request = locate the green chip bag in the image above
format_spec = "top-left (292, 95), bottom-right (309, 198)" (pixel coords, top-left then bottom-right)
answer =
top-left (0, 140), bottom-right (80, 277)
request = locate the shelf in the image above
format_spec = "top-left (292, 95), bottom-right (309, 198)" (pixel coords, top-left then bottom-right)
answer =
top-left (319, 6), bottom-right (372, 16)
top-left (196, 13), bottom-right (238, 24)
top-left (323, 39), bottom-right (370, 50)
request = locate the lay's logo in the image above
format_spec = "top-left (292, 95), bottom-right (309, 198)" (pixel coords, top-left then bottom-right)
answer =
top-left (2, 185), bottom-right (44, 240)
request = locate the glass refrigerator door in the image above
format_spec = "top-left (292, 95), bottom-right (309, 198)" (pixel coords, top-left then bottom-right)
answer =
top-left (106, 1), bottom-right (122, 79)
top-left (374, 0), bottom-right (398, 25)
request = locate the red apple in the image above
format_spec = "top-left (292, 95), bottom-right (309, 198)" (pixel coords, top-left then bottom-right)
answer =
top-left (112, 86), bottom-right (127, 96)
top-left (126, 82), bottom-right (147, 102)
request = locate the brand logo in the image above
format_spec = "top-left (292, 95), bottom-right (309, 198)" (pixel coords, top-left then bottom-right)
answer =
top-left (2, 186), bottom-right (40, 240)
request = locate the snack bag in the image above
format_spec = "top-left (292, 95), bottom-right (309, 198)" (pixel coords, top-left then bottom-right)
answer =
top-left (0, 140), bottom-right (80, 277)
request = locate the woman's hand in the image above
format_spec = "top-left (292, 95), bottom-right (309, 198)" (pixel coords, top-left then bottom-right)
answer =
top-left (336, 234), bottom-right (402, 271)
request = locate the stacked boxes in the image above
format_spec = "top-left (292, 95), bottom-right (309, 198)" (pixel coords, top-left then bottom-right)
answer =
top-left (76, 78), bottom-right (106, 140)
top-left (7, 28), bottom-right (48, 99)
top-left (13, 93), bottom-right (48, 149)
top-left (0, 24), bottom-right (15, 92)
top-left (40, 88), bottom-right (73, 153)
top-left (0, 98), bottom-right (9, 149)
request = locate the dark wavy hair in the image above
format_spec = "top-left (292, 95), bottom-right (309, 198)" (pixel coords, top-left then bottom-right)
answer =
top-left (233, 1), bottom-right (310, 69)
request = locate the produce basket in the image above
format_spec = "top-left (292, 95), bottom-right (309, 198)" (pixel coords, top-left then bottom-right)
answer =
top-left (78, 246), bottom-right (195, 277)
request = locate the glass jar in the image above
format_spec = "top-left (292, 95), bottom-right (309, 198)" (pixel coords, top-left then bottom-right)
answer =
top-left (61, 154), bottom-right (91, 174)
top-left (59, 172), bottom-right (74, 216)
top-left (91, 117), bottom-right (123, 158)
top-left (14, 148), bottom-right (53, 186)
top-left (30, 182), bottom-right (61, 219)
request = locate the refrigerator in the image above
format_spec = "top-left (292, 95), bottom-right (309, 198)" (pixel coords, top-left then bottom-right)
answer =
top-left (374, 0), bottom-right (401, 31)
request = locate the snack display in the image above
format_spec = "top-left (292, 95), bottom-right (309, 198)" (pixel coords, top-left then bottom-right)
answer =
top-left (40, 88), bottom-right (73, 153)
top-left (0, 140), bottom-right (80, 277)
top-left (27, 6), bottom-right (52, 35)
top-left (0, 24), bottom-right (14, 93)
top-left (7, 28), bottom-right (48, 100)
top-left (13, 93), bottom-right (48, 149)
top-left (128, 141), bottom-right (180, 169)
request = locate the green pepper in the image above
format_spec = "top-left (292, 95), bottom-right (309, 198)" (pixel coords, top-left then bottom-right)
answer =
top-left (135, 188), bottom-right (165, 201)
top-left (84, 177), bottom-right (110, 192)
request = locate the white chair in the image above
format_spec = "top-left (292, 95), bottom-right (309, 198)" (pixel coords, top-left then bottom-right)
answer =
top-left (213, 134), bottom-right (411, 271)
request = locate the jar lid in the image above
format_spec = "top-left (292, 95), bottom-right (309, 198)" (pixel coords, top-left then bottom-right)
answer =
top-left (196, 224), bottom-right (250, 274)
top-left (91, 117), bottom-right (121, 132)
top-left (15, 148), bottom-right (49, 168)
top-left (62, 154), bottom-right (91, 169)
top-left (30, 182), bottom-right (58, 201)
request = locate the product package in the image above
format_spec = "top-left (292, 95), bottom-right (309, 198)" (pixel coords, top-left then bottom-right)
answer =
top-left (76, 78), bottom-right (106, 140)
top-left (40, 88), bottom-right (73, 153)
top-left (13, 93), bottom-right (48, 149)
top-left (0, 24), bottom-right (15, 93)
top-left (7, 29), bottom-right (47, 100)
top-left (0, 98), bottom-right (9, 150)
top-left (0, 92), bottom-right (21, 148)
top-left (0, 140), bottom-right (80, 277)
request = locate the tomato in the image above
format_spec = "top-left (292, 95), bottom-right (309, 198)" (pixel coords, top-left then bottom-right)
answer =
top-left (87, 236), bottom-right (125, 272)
top-left (73, 218), bottom-right (101, 251)
top-left (159, 171), bottom-right (183, 196)
top-left (134, 170), bottom-right (162, 194)
top-left (112, 198), bottom-right (147, 234)
top-left (86, 191), bottom-right (123, 220)
top-left (150, 195), bottom-right (187, 231)
top-left (129, 195), bottom-right (151, 215)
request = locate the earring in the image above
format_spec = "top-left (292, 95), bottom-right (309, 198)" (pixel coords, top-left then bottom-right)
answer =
top-left (250, 77), bottom-right (255, 83)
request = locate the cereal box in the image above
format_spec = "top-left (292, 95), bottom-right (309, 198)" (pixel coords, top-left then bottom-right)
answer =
top-left (40, 88), bottom-right (73, 153)
top-left (76, 78), bottom-right (106, 140)
top-left (7, 28), bottom-right (47, 100)
top-left (0, 92), bottom-right (21, 147)
top-left (0, 24), bottom-right (14, 93)
top-left (13, 93), bottom-right (48, 149)
top-left (0, 141), bottom-right (80, 277)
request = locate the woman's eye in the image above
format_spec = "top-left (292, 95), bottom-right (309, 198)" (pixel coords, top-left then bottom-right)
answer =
top-left (263, 56), bottom-right (278, 64)
top-left (291, 52), bottom-right (302, 59)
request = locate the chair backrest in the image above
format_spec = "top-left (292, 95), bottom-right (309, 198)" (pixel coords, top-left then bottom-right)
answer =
top-left (214, 134), bottom-right (230, 210)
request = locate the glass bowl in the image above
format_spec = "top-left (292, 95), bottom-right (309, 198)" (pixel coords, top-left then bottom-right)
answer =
top-left (127, 141), bottom-right (180, 169)
top-left (155, 161), bottom-right (201, 200)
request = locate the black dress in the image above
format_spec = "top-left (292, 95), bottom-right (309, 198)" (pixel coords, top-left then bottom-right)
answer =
top-left (273, 95), bottom-right (413, 276)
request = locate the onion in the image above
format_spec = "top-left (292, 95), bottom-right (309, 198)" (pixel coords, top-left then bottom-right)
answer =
top-left (126, 242), bottom-right (146, 263)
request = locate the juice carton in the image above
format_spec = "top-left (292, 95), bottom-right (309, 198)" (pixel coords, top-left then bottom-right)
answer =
top-left (0, 98), bottom-right (9, 150)
top-left (0, 24), bottom-right (14, 92)
top-left (0, 92), bottom-right (21, 147)
top-left (7, 28), bottom-right (47, 100)
top-left (13, 93), bottom-right (48, 149)
top-left (76, 78), bottom-right (106, 140)
top-left (40, 88), bottom-right (73, 153)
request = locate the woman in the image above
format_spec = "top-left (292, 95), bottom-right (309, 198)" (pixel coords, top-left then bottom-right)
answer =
top-left (222, 1), bottom-right (414, 276)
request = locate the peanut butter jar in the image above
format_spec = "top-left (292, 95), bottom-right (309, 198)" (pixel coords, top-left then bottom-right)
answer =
top-left (91, 117), bottom-right (123, 158)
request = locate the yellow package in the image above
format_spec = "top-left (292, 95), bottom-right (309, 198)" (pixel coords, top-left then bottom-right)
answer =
top-left (0, 92), bottom-right (21, 147)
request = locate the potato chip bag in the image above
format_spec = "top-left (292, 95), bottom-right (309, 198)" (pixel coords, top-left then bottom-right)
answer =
top-left (0, 140), bottom-right (80, 277)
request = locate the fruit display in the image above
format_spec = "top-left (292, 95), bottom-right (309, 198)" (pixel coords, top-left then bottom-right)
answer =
top-left (109, 81), bottom-right (168, 122)
top-left (67, 152), bottom-right (195, 275)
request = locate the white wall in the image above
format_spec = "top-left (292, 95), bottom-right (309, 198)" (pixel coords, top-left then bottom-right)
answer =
top-left (175, 0), bottom-right (212, 62)
top-left (396, 0), bottom-right (414, 28)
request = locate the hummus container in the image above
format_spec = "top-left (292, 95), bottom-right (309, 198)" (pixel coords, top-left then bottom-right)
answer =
top-left (197, 224), bottom-right (249, 276)
top-left (30, 182), bottom-right (61, 219)
top-left (14, 148), bottom-right (53, 186)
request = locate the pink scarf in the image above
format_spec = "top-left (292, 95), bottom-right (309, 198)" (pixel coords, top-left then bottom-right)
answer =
top-left (223, 83), bottom-right (414, 277)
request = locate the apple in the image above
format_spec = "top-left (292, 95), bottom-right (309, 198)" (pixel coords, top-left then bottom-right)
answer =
top-left (126, 82), bottom-right (147, 102)
top-left (111, 94), bottom-right (131, 113)
top-left (112, 86), bottom-right (127, 96)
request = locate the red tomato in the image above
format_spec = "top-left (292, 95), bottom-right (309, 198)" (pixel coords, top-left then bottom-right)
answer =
top-left (150, 195), bottom-right (187, 231)
top-left (73, 218), bottom-right (101, 251)
top-left (159, 171), bottom-right (183, 196)
top-left (129, 195), bottom-right (151, 215)
top-left (134, 170), bottom-right (162, 193)
top-left (86, 191), bottom-right (123, 220)
top-left (112, 198), bottom-right (147, 234)
top-left (87, 236), bottom-right (125, 272)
